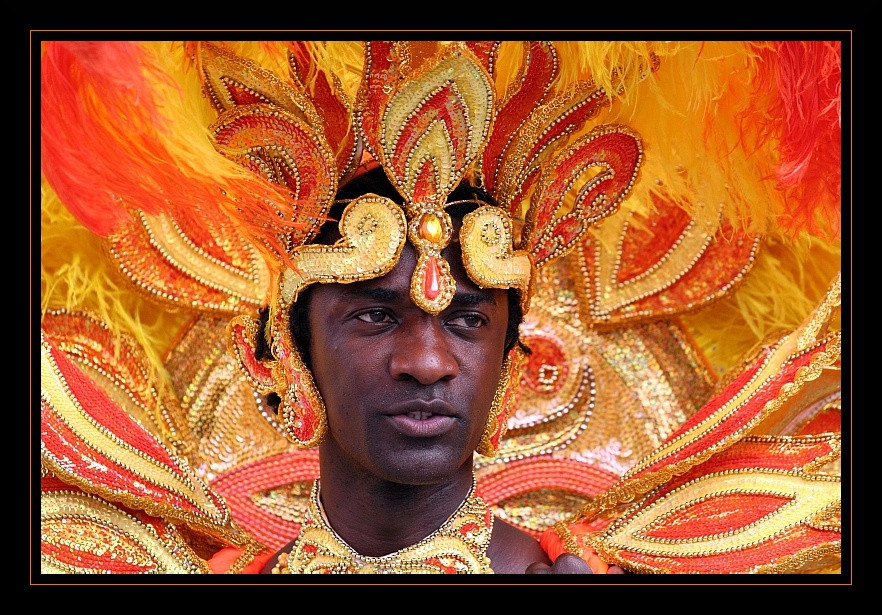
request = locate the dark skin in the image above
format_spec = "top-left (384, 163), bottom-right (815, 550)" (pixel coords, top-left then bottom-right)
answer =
top-left (261, 212), bottom-right (624, 574)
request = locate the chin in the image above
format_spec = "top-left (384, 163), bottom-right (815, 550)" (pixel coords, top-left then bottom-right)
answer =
top-left (374, 449), bottom-right (471, 486)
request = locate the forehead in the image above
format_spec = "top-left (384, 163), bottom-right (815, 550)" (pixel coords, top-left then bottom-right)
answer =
top-left (313, 240), bottom-right (505, 310)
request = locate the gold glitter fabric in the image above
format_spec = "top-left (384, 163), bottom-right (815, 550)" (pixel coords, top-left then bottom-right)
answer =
top-left (39, 40), bottom-right (842, 574)
top-left (41, 477), bottom-right (214, 574)
top-left (40, 316), bottom-right (267, 573)
top-left (274, 476), bottom-right (494, 574)
top-left (546, 275), bottom-right (842, 573)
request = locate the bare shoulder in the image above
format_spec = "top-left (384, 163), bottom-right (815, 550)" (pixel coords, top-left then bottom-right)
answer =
top-left (487, 518), bottom-right (552, 574)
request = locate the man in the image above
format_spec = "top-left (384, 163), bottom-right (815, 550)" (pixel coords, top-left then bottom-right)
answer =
top-left (40, 40), bottom-right (839, 577)
top-left (241, 169), bottom-right (623, 574)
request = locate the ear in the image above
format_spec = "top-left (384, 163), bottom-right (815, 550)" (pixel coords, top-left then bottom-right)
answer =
top-left (227, 314), bottom-right (276, 393)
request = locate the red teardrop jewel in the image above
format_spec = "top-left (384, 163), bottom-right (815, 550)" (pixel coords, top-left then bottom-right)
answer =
top-left (424, 257), bottom-right (441, 300)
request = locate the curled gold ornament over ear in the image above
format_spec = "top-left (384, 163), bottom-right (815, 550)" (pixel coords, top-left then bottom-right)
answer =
top-left (278, 196), bottom-right (408, 305)
top-left (460, 205), bottom-right (533, 313)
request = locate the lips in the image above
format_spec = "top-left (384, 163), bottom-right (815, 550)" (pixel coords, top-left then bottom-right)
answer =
top-left (385, 399), bottom-right (458, 438)
top-left (406, 411), bottom-right (433, 420)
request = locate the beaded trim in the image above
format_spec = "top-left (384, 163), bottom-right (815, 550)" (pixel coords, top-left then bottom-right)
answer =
top-left (273, 476), bottom-right (494, 574)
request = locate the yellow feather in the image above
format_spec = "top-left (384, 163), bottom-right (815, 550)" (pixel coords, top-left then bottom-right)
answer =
top-left (41, 178), bottom-right (191, 392)
top-left (681, 232), bottom-right (841, 376)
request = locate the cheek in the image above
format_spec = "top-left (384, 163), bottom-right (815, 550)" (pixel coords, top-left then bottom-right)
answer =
top-left (311, 346), bottom-right (353, 404)
top-left (463, 349), bottom-right (505, 418)
top-left (310, 338), bottom-right (382, 421)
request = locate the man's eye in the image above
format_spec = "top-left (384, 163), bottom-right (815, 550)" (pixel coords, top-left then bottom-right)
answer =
top-left (448, 314), bottom-right (485, 328)
top-left (356, 310), bottom-right (392, 324)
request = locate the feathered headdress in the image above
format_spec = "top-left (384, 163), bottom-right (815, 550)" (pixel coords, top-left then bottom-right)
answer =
top-left (40, 38), bottom-right (843, 574)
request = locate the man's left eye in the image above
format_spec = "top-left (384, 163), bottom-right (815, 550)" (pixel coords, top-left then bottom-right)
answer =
top-left (449, 314), bottom-right (485, 328)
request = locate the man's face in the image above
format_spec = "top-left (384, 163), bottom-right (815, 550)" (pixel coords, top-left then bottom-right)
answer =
top-left (307, 239), bottom-right (509, 485)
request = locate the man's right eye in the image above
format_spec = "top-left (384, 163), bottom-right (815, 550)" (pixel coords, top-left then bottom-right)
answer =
top-left (355, 309), bottom-right (392, 324)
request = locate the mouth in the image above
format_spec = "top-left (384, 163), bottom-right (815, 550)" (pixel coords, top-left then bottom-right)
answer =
top-left (386, 400), bottom-right (458, 437)
top-left (405, 410), bottom-right (435, 420)
top-left (387, 398), bottom-right (456, 418)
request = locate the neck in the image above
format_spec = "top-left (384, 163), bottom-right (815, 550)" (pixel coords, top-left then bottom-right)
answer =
top-left (276, 470), bottom-right (493, 574)
top-left (316, 460), bottom-right (476, 557)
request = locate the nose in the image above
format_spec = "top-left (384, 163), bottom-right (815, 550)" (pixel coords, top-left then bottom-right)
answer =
top-left (388, 316), bottom-right (459, 385)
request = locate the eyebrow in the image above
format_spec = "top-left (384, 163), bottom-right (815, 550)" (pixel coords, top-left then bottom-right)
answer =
top-left (338, 286), bottom-right (496, 306)
top-left (340, 287), bottom-right (401, 302)
top-left (452, 290), bottom-right (496, 306)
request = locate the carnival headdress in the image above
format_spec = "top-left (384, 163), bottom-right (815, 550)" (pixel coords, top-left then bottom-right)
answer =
top-left (181, 41), bottom-right (645, 450)
top-left (191, 42), bottom-right (645, 311)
